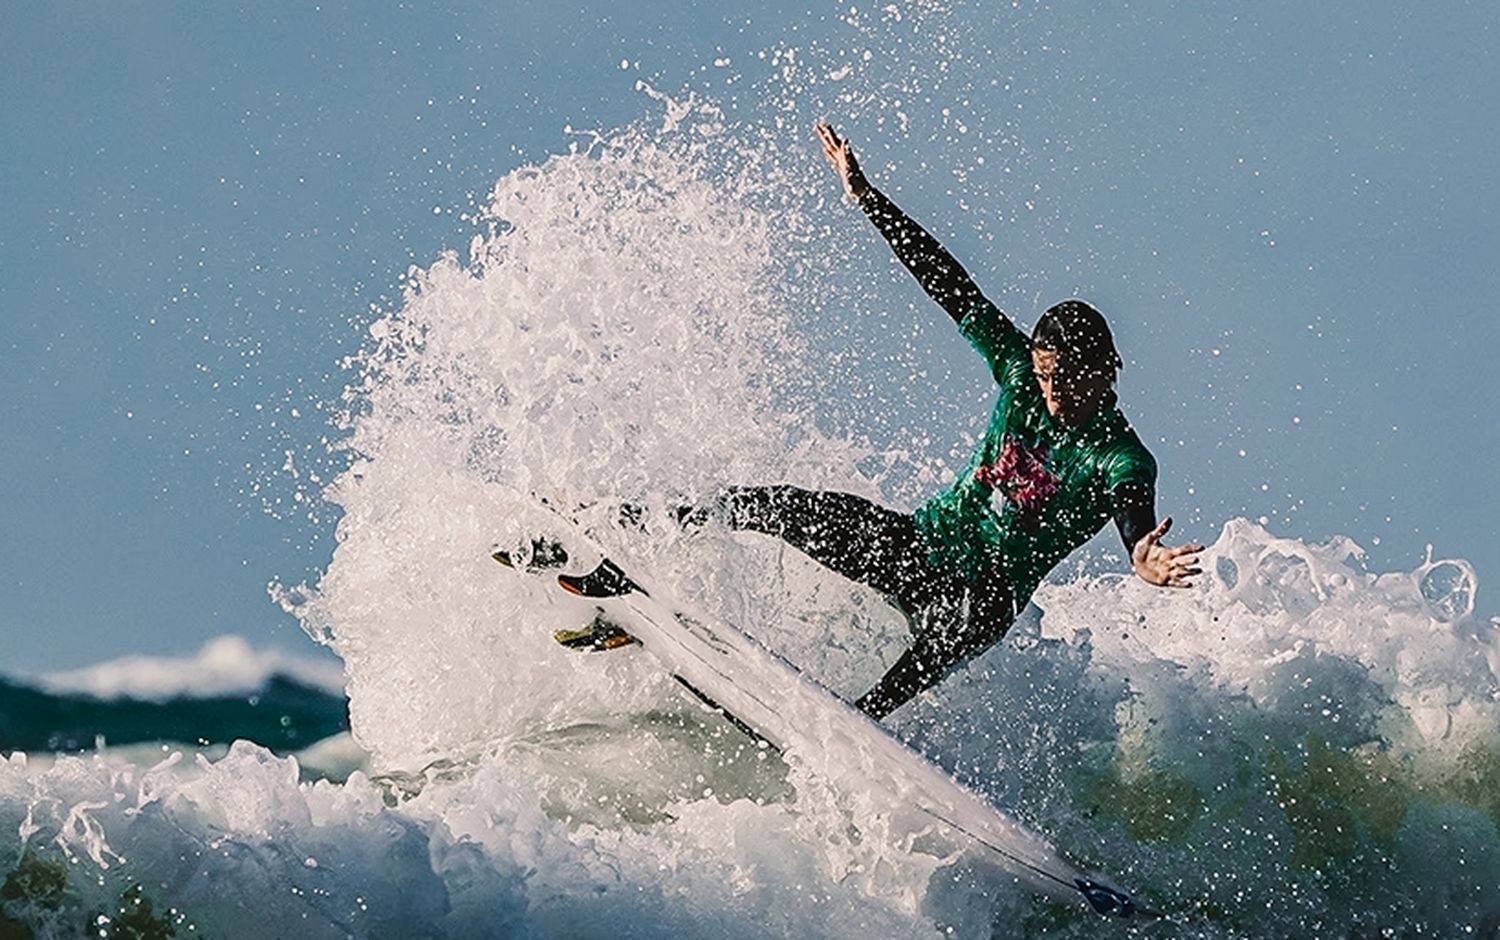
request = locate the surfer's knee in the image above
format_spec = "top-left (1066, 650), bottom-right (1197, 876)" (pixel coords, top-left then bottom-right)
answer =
top-left (909, 592), bottom-right (971, 655)
top-left (906, 600), bottom-right (1011, 677)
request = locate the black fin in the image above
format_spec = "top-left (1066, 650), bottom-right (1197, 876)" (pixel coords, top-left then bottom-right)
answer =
top-left (557, 558), bottom-right (646, 598)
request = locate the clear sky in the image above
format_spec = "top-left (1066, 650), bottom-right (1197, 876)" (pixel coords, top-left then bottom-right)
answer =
top-left (4, 1), bottom-right (1497, 673)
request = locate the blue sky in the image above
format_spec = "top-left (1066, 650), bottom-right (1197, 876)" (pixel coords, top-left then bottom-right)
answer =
top-left (4, 1), bottom-right (1497, 673)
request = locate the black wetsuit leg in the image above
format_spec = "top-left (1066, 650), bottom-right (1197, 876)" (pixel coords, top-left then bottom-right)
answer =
top-left (713, 485), bottom-right (1020, 719)
top-left (854, 578), bottom-right (1016, 719)
top-left (717, 485), bottom-right (948, 613)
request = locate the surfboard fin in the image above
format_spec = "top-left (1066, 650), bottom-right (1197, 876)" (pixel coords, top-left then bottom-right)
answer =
top-left (553, 612), bottom-right (638, 652)
top-left (556, 559), bottom-right (646, 598)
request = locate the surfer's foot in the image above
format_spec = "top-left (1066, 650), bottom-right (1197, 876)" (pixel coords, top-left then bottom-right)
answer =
top-left (491, 536), bottom-right (570, 573)
top-left (672, 504), bottom-right (714, 532)
top-left (614, 501), bottom-right (715, 534)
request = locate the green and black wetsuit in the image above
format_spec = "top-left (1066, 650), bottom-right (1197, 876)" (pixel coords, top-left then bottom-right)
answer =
top-left (719, 183), bottom-right (1159, 719)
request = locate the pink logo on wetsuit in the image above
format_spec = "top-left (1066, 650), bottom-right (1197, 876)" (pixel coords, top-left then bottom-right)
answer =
top-left (975, 437), bottom-right (1059, 528)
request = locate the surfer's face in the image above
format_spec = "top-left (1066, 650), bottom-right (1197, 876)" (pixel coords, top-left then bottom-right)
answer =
top-left (1033, 348), bottom-right (1111, 422)
top-left (1031, 349), bottom-right (1064, 418)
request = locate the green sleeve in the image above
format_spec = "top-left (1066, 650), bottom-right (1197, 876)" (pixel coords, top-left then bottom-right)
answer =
top-left (1101, 437), bottom-right (1158, 490)
top-left (958, 299), bottom-right (1030, 388)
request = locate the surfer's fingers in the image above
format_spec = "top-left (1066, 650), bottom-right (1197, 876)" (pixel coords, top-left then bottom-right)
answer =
top-left (817, 123), bottom-right (854, 163)
top-left (1175, 566), bottom-right (1204, 578)
top-left (1147, 517), bottom-right (1172, 545)
top-left (823, 140), bottom-right (851, 174)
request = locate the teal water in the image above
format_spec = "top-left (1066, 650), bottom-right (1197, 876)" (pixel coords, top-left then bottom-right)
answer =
top-left (0, 674), bottom-right (347, 756)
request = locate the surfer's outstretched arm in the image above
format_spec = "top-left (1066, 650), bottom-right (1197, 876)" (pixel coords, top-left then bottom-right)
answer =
top-left (1109, 463), bottom-right (1204, 588)
top-left (1130, 516), bottom-right (1205, 589)
top-left (816, 121), bottom-right (995, 327)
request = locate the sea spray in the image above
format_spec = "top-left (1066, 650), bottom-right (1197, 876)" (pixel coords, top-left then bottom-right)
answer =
top-left (0, 744), bottom-right (942, 939)
top-left (989, 519), bottom-right (1500, 933)
top-left (281, 128), bottom-right (879, 769)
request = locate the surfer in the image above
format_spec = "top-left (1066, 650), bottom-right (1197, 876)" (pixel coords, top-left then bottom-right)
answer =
top-left (688, 123), bottom-right (1202, 719)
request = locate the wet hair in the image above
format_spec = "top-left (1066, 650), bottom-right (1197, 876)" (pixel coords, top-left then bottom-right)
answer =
top-left (1031, 299), bottom-right (1123, 386)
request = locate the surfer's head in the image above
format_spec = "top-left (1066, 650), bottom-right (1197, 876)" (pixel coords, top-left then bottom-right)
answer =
top-left (1030, 300), bottom-right (1122, 421)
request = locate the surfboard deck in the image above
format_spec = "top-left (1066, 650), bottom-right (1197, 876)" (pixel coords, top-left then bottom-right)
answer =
top-left (493, 505), bottom-right (1158, 921)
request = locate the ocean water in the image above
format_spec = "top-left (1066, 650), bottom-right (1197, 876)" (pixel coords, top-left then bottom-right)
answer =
top-left (0, 637), bottom-right (349, 757)
top-left (4, 520), bottom-right (1495, 938)
top-left (6, 96), bottom-right (1499, 940)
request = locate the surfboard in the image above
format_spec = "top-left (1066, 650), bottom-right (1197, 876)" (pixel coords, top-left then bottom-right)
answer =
top-left (493, 505), bottom-right (1157, 921)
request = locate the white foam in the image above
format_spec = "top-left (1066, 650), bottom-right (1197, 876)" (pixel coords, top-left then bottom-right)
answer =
top-left (0, 742), bottom-right (943, 938)
top-left (8, 517), bottom-right (1497, 936)
top-left (1034, 518), bottom-right (1499, 757)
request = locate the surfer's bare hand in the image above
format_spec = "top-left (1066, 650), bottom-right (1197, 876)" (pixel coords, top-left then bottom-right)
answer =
top-left (1132, 517), bottom-right (1204, 588)
top-left (815, 121), bottom-right (871, 200)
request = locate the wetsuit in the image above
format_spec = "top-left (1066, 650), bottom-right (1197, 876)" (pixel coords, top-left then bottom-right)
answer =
top-left (716, 183), bottom-right (1159, 719)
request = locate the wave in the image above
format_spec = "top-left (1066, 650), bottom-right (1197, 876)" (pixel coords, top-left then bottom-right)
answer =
top-left (5, 101), bottom-right (1497, 940)
top-left (38, 635), bottom-right (344, 701)
top-left (1, 637), bottom-right (348, 756)
top-left (269, 122), bottom-right (1500, 934)
top-left (4, 519), bottom-right (1494, 937)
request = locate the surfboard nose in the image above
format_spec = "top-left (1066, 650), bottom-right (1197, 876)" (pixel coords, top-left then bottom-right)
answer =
top-left (1074, 878), bottom-right (1160, 920)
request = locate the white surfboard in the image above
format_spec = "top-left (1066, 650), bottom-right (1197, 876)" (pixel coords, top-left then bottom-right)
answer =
top-left (496, 508), bottom-right (1156, 921)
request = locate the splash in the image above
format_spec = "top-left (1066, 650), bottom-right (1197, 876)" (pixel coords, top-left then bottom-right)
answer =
top-left (259, 118), bottom-right (1500, 934)
top-left (6, 518), bottom-right (1495, 936)
top-left (275, 124), bottom-right (879, 769)
top-left (974, 519), bottom-right (1500, 933)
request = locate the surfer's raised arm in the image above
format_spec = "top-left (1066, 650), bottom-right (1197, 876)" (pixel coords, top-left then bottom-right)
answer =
top-left (815, 121), bottom-right (996, 328)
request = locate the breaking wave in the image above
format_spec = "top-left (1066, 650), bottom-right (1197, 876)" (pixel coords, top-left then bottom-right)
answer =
top-left (5, 109), bottom-right (1497, 939)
